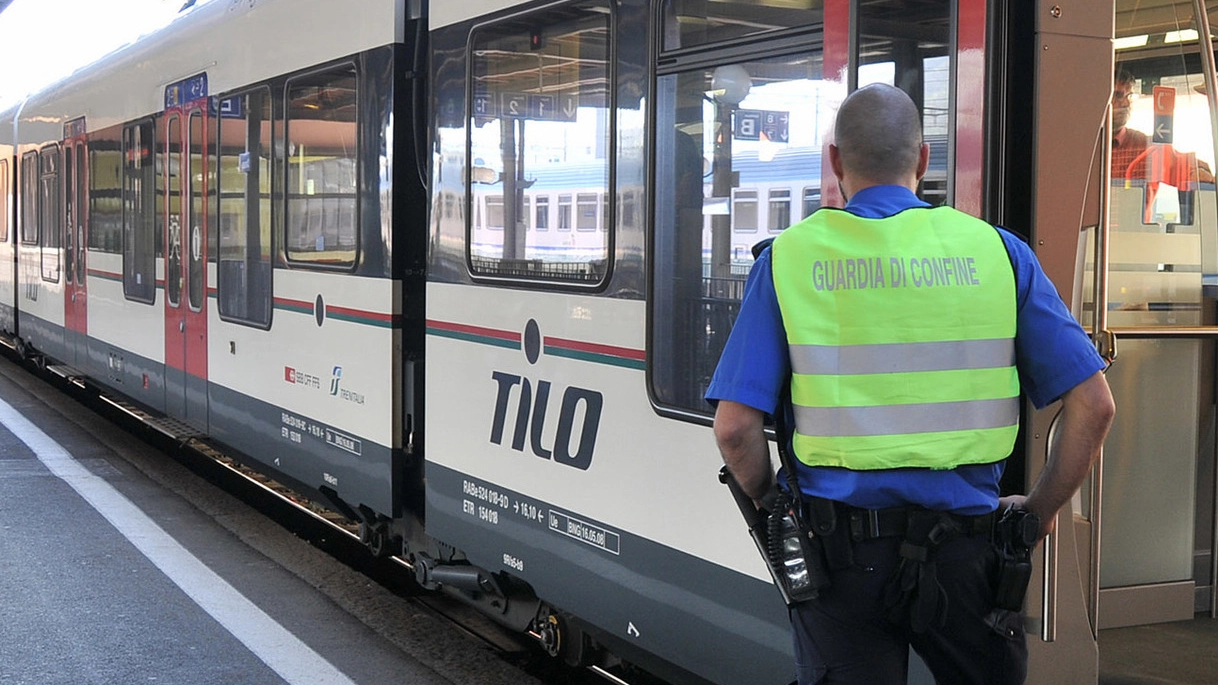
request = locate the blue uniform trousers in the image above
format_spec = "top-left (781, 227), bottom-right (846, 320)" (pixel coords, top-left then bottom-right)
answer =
top-left (790, 532), bottom-right (1027, 684)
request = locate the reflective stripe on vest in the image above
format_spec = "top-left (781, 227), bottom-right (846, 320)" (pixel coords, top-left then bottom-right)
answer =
top-left (771, 206), bottom-right (1019, 471)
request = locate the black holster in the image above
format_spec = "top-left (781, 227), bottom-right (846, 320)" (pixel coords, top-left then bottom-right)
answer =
top-left (992, 507), bottom-right (1040, 611)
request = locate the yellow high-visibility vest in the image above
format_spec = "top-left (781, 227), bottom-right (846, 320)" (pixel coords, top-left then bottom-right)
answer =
top-left (771, 206), bottom-right (1019, 470)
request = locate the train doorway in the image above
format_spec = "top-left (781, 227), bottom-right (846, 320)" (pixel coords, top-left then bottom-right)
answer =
top-left (163, 76), bottom-right (210, 431)
top-left (1087, 0), bottom-right (1218, 629)
top-left (63, 119), bottom-right (87, 369)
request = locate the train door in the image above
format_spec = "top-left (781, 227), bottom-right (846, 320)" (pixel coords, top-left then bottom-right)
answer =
top-left (1086, 0), bottom-right (1218, 629)
top-left (63, 119), bottom-right (87, 369)
top-left (163, 75), bottom-right (210, 429)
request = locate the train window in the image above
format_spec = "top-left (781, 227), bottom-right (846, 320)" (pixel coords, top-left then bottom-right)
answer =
top-left (652, 47), bottom-right (825, 413)
top-left (39, 145), bottom-right (61, 283)
top-left (486, 195), bottom-right (505, 230)
top-left (661, 0), bottom-right (821, 52)
top-left (0, 159), bottom-right (7, 244)
top-left (20, 152), bottom-right (36, 245)
top-left (732, 189), bottom-right (758, 232)
top-left (217, 89), bottom-right (273, 327)
top-left (285, 65), bottom-right (359, 269)
top-left (188, 111), bottom-right (205, 312)
top-left (576, 193), bottom-right (598, 231)
top-left (857, 4), bottom-right (952, 206)
top-left (801, 186), bottom-right (820, 218)
top-left (89, 126), bottom-right (122, 254)
top-left (122, 121), bottom-right (156, 303)
top-left (557, 194), bottom-right (572, 231)
top-left (467, 2), bottom-right (611, 284)
top-left (768, 188), bottom-right (790, 232)
top-left (535, 195), bottom-right (549, 230)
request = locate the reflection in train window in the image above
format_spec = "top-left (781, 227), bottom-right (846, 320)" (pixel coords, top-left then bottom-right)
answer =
top-left (122, 121), bottom-right (156, 303)
top-left (486, 195), bottom-right (505, 230)
top-left (217, 88), bottom-right (273, 326)
top-left (0, 159), bottom-right (7, 243)
top-left (90, 125), bottom-right (123, 254)
top-left (467, 2), bottom-right (611, 284)
top-left (285, 65), bottom-right (358, 268)
top-left (20, 152), bottom-right (37, 245)
top-left (857, 4), bottom-right (952, 206)
top-left (652, 47), bottom-right (826, 412)
top-left (39, 145), bottom-right (61, 283)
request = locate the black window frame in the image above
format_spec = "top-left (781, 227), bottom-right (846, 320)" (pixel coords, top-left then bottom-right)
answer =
top-left (38, 143), bottom-right (62, 283)
top-left (122, 118), bottom-right (157, 304)
top-left (283, 61), bottom-right (361, 272)
top-left (216, 86), bottom-right (275, 329)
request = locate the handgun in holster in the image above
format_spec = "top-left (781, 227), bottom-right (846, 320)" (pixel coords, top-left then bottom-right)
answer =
top-left (992, 506), bottom-right (1041, 612)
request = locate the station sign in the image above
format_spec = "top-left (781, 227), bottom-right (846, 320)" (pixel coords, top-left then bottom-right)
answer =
top-left (1152, 85), bottom-right (1175, 144)
top-left (733, 109), bottom-right (790, 143)
top-left (165, 73), bottom-right (209, 110)
top-left (472, 91), bottom-right (578, 122)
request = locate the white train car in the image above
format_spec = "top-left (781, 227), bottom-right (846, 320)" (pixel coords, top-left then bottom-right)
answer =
top-left (7, 0), bottom-right (426, 544)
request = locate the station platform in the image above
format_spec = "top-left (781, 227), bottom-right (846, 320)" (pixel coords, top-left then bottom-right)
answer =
top-left (0, 357), bottom-right (539, 685)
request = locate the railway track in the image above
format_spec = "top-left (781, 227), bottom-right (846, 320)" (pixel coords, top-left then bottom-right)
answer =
top-left (18, 352), bottom-right (659, 685)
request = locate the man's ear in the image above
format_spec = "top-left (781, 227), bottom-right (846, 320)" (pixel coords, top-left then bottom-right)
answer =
top-left (828, 144), bottom-right (845, 181)
top-left (915, 142), bottom-right (930, 181)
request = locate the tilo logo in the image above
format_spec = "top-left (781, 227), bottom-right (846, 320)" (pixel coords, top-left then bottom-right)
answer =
top-left (330, 366), bottom-right (343, 395)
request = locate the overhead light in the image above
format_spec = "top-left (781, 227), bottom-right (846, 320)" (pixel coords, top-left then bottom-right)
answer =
top-left (1165, 29), bottom-right (1199, 44)
top-left (1114, 35), bottom-right (1148, 50)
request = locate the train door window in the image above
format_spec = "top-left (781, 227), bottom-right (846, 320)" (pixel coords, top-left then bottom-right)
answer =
top-left (65, 146), bottom-right (74, 284)
top-left (535, 195), bottom-right (549, 230)
top-left (857, 4), bottom-right (952, 205)
top-left (90, 125), bottom-right (122, 254)
top-left (576, 193), bottom-right (598, 231)
top-left (0, 159), bottom-right (7, 243)
top-left (20, 152), bottom-right (36, 245)
top-left (467, 1), bottom-right (611, 284)
top-left (74, 145), bottom-right (85, 284)
top-left (802, 186), bottom-right (820, 218)
top-left (39, 145), bottom-right (61, 283)
top-left (166, 114), bottom-right (182, 308)
top-left (652, 37), bottom-right (825, 411)
top-left (285, 65), bottom-right (358, 268)
top-left (768, 188), bottom-right (791, 232)
top-left (217, 89), bottom-right (273, 326)
top-left (732, 189), bottom-right (758, 233)
top-left (557, 194), bottom-right (572, 231)
top-left (188, 111), bottom-right (205, 311)
top-left (122, 121), bottom-right (156, 303)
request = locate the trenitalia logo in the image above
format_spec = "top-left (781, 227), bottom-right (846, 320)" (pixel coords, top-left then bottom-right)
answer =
top-left (330, 366), bottom-right (343, 395)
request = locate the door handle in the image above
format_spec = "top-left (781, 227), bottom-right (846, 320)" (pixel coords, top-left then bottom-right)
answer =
top-left (179, 321), bottom-right (185, 333)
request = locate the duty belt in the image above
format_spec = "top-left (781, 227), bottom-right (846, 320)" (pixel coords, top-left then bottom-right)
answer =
top-left (841, 504), bottom-right (995, 542)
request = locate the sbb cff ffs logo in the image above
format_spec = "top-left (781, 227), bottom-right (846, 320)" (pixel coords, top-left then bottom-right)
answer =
top-left (489, 371), bottom-right (602, 470)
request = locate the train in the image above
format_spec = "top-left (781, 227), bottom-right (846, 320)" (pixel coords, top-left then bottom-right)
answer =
top-left (1, 1), bottom-right (1215, 684)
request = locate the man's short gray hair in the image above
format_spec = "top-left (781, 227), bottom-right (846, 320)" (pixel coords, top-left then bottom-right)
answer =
top-left (833, 84), bottom-right (924, 185)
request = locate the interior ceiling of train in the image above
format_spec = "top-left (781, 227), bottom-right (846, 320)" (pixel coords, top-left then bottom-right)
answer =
top-left (1116, 0), bottom-right (1218, 36)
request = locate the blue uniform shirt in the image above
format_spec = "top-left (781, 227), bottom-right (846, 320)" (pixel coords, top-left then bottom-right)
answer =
top-left (705, 185), bottom-right (1106, 514)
